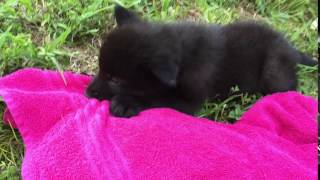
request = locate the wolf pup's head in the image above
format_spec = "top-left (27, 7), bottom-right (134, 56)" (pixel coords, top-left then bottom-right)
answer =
top-left (86, 5), bottom-right (180, 101)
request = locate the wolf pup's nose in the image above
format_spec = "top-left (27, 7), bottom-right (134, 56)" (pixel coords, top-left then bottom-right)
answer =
top-left (85, 88), bottom-right (99, 98)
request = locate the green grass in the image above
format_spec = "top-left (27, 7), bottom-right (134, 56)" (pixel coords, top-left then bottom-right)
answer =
top-left (0, 0), bottom-right (318, 178)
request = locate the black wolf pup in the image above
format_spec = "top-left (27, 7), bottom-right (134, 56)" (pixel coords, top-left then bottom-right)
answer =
top-left (86, 6), bottom-right (317, 118)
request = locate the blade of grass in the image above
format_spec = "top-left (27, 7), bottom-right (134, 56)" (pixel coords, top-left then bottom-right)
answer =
top-left (50, 57), bottom-right (67, 86)
top-left (46, 27), bottom-right (72, 51)
top-left (79, 6), bottom-right (113, 22)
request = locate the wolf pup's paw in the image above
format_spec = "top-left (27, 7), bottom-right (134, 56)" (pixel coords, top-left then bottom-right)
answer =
top-left (110, 95), bottom-right (143, 117)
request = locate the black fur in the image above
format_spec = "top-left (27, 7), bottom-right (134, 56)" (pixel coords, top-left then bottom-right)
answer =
top-left (86, 5), bottom-right (317, 118)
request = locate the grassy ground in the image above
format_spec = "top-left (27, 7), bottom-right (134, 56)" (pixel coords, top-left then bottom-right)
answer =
top-left (0, 0), bottom-right (318, 178)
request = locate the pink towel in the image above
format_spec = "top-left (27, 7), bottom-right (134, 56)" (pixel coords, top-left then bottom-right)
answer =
top-left (0, 68), bottom-right (317, 179)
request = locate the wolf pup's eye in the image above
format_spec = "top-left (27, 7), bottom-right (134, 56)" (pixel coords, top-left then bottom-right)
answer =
top-left (111, 77), bottom-right (122, 85)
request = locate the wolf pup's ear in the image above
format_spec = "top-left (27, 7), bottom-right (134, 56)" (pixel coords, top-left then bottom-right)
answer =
top-left (147, 60), bottom-right (179, 88)
top-left (114, 5), bottom-right (140, 26)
